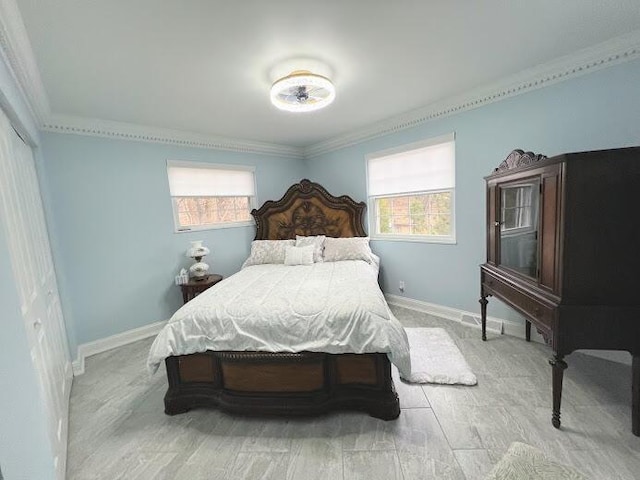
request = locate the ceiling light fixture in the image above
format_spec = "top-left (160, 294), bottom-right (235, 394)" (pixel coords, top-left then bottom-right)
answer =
top-left (270, 70), bottom-right (336, 113)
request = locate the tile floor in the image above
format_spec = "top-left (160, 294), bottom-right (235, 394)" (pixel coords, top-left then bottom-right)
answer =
top-left (66, 306), bottom-right (640, 479)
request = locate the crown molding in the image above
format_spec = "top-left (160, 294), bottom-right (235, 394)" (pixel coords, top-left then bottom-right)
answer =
top-left (305, 30), bottom-right (640, 158)
top-left (42, 114), bottom-right (305, 158)
top-left (0, 0), bottom-right (303, 158)
top-left (0, 0), bottom-right (50, 125)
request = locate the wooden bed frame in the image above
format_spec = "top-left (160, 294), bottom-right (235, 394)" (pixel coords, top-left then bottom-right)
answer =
top-left (163, 179), bottom-right (400, 420)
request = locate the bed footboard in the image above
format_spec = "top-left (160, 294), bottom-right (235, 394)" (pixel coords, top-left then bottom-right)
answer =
top-left (164, 351), bottom-right (400, 420)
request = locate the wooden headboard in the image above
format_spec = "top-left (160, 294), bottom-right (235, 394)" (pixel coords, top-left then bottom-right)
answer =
top-left (251, 179), bottom-right (367, 240)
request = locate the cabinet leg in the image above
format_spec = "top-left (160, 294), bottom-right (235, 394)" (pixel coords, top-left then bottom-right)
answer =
top-left (549, 355), bottom-right (567, 429)
top-left (633, 354), bottom-right (639, 437)
top-left (479, 296), bottom-right (488, 341)
top-left (525, 321), bottom-right (531, 342)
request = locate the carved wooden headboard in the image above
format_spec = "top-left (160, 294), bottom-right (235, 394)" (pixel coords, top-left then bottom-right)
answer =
top-left (251, 179), bottom-right (367, 240)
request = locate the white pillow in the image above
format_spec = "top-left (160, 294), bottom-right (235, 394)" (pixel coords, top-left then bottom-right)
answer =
top-left (323, 237), bottom-right (373, 263)
top-left (242, 239), bottom-right (295, 268)
top-left (284, 245), bottom-right (315, 266)
top-left (295, 235), bottom-right (325, 262)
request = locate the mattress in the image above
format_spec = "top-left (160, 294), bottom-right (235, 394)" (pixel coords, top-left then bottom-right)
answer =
top-left (147, 260), bottom-right (411, 377)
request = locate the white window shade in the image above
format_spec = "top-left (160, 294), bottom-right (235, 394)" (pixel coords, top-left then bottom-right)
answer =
top-left (367, 140), bottom-right (455, 196)
top-left (167, 163), bottom-right (255, 197)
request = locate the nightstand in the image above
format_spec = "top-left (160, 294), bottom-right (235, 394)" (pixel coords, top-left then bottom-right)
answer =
top-left (180, 274), bottom-right (223, 304)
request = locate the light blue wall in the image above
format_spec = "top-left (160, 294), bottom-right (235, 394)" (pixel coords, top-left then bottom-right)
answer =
top-left (306, 58), bottom-right (640, 322)
top-left (36, 57), bottom-right (640, 354)
top-left (40, 133), bottom-right (306, 350)
top-left (0, 57), bottom-right (56, 479)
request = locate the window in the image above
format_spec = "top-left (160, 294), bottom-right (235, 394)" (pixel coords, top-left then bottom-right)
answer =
top-left (167, 161), bottom-right (256, 232)
top-left (501, 183), bottom-right (537, 232)
top-left (366, 133), bottom-right (455, 243)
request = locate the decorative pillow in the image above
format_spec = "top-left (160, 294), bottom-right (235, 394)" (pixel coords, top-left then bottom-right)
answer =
top-left (242, 239), bottom-right (295, 268)
top-left (323, 237), bottom-right (373, 263)
top-left (295, 235), bottom-right (326, 262)
top-left (284, 245), bottom-right (315, 266)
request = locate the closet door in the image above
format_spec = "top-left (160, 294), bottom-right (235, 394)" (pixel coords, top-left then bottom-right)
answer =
top-left (0, 109), bottom-right (72, 480)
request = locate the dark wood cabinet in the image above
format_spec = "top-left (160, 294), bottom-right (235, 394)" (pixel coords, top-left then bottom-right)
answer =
top-left (180, 274), bottom-right (223, 304)
top-left (480, 148), bottom-right (640, 436)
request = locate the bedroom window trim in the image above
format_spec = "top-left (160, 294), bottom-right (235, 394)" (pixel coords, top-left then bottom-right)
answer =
top-left (167, 160), bottom-right (257, 233)
top-left (365, 133), bottom-right (456, 244)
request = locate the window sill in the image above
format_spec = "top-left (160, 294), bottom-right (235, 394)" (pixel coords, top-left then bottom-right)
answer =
top-left (175, 221), bottom-right (254, 233)
top-left (370, 234), bottom-right (457, 245)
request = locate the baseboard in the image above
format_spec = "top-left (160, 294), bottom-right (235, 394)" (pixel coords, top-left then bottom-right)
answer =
top-left (72, 320), bottom-right (167, 376)
top-left (71, 297), bottom-right (632, 376)
top-left (385, 293), bottom-right (505, 335)
top-left (385, 294), bottom-right (632, 364)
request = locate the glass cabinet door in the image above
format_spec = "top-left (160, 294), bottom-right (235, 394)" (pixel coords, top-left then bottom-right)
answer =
top-left (499, 180), bottom-right (540, 278)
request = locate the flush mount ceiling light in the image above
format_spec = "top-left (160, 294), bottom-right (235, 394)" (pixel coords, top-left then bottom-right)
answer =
top-left (270, 70), bottom-right (336, 113)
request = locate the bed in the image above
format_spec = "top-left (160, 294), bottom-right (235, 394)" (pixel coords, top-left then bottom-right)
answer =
top-left (149, 179), bottom-right (409, 420)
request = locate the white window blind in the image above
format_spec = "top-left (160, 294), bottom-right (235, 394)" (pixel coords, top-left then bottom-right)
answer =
top-left (367, 134), bottom-right (455, 196)
top-left (167, 162), bottom-right (255, 197)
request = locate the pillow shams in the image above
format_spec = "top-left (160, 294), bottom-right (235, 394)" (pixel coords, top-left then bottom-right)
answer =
top-left (295, 235), bottom-right (325, 262)
top-left (284, 245), bottom-right (315, 266)
top-left (323, 237), bottom-right (374, 263)
top-left (242, 239), bottom-right (295, 268)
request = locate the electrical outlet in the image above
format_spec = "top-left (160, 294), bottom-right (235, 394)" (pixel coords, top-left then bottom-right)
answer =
top-left (399, 280), bottom-right (405, 292)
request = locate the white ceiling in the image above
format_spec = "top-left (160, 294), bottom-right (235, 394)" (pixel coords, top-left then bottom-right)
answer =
top-left (14, 0), bottom-right (640, 148)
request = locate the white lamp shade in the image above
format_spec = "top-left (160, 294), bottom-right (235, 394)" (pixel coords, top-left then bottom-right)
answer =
top-left (186, 240), bottom-right (210, 258)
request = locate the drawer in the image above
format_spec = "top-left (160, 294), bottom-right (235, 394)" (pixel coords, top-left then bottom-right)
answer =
top-left (483, 271), bottom-right (555, 330)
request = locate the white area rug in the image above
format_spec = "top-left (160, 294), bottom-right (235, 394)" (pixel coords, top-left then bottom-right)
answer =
top-left (402, 327), bottom-right (477, 385)
top-left (485, 442), bottom-right (587, 479)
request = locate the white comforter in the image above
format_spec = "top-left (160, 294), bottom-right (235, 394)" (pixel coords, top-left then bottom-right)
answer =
top-left (147, 260), bottom-right (411, 377)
